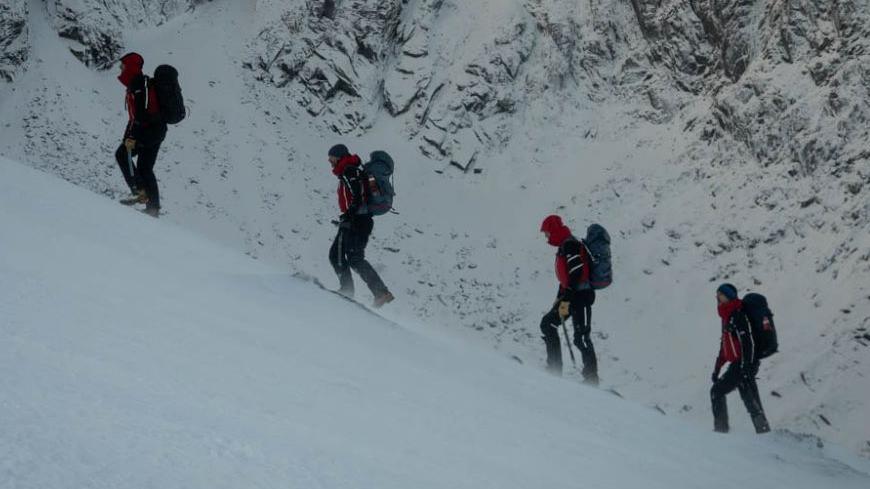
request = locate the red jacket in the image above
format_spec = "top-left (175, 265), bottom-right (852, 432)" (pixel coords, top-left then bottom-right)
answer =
top-left (118, 53), bottom-right (164, 144)
top-left (714, 299), bottom-right (755, 371)
top-left (332, 154), bottom-right (365, 214)
top-left (541, 215), bottom-right (591, 292)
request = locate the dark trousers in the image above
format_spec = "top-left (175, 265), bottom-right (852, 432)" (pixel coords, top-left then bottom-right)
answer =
top-left (540, 289), bottom-right (597, 382)
top-left (711, 363), bottom-right (769, 433)
top-left (115, 143), bottom-right (161, 209)
top-left (328, 215), bottom-right (388, 298)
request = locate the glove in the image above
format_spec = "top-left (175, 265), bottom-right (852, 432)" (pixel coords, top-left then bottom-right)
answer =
top-left (124, 138), bottom-right (136, 151)
top-left (338, 213), bottom-right (352, 229)
top-left (558, 301), bottom-right (570, 319)
top-left (711, 369), bottom-right (720, 383)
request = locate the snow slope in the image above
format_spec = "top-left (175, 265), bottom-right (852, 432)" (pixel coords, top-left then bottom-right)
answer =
top-left (2, 155), bottom-right (870, 488)
top-left (0, 0), bottom-right (868, 456)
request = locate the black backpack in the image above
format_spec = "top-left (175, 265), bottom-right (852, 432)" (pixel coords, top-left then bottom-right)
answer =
top-left (742, 293), bottom-right (778, 359)
top-left (151, 65), bottom-right (186, 124)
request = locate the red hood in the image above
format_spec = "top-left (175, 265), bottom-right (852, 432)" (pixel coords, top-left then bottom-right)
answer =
top-left (332, 154), bottom-right (362, 176)
top-left (118, 52), bottom-right (144, 87)
top-left (717, 298), bottom-right (743, 323)
top-left (541, 215), bottom-right (571, 247)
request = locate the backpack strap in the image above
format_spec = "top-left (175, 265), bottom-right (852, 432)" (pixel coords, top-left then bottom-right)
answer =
top-left (579, 239), bottom-right (595, 264)
top-left (559, 237), bottom-right (590, 288)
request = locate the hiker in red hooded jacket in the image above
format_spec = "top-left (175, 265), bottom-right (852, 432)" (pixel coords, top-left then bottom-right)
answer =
top-left (327, 144), bottom-right (394, 308)
top-left (539, 215), bottom-right (598, 384)
top-left (710, 283), bottom-right (770, 434)
top-left (115, 52), bottom-right (167, 217)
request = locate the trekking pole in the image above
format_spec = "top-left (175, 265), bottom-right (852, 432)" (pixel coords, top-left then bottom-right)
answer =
top-left (337, 227), bottom-right (345, 269)
top-left (126, 147), bottom-right (136, 188)
top-left (561, 318), bottom-right (576, 367)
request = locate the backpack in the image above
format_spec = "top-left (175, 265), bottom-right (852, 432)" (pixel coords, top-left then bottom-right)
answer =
top-left (742, 293), bottom-right (778, 359)
top-left (361, 151), bottom-right (395, 216)
top-left (151, 65), bottom-right (185, 124)
top-left (582, 224), bottom-right (612, 290)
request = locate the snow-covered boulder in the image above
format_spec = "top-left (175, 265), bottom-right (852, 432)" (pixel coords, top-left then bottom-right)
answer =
top-left (0, 0), bottom-right (28, 82)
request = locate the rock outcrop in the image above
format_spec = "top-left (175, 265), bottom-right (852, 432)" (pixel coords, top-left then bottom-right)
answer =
top-left (0, 0), bottom-right (28, 82)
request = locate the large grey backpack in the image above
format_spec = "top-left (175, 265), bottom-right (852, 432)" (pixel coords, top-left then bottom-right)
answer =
top-left (361, 151), bottom-right (395, 216)
top-left (583, 224), bottom-right (612, 290)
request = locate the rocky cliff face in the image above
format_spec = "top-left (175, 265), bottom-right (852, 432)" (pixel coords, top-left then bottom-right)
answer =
top-left (249, 0), bottom-right (598, 169)
top-left (8, 1), bottom-right (864, 180)
top-left (684, 0), bottom-right (869, 287)
top-left (246, 0), bottom-right (868, 184)
top-left (44, 0), bottom-right (202, 69)
top-left (0, 0), bottom-right (28, 82)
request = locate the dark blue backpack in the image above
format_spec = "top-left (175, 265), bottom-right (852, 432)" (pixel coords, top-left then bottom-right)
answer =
top-left (362, 151), bottom-right (395, 216)
top-left (583, 224), bottom-right (612, 290)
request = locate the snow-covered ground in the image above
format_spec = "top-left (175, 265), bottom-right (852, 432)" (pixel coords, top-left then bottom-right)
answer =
top-left (2, 155), bottom-right (870, 488)
top-left (0, 0), bottom-right (867, 457)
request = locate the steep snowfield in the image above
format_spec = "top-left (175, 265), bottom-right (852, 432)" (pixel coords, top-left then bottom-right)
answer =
top-left (2, 155), bottom-right (870, 488)
top-left (0, 0), bottom-right (867, 456)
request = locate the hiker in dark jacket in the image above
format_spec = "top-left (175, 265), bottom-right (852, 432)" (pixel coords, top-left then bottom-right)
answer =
top-left (710, 283), bottom-right (770, 434)
top-left (327, 144), bottom-right (394, 308)
top-left (115, 52), bottom-right (166, 217)
top-left (539, 215), bottom-right (598, 384)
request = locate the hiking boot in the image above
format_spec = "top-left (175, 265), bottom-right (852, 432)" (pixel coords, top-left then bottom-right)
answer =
top-left (120, 189), bottom-right (148, 206)
top-left (752, 414), bottom-right (771, 434)
top-left (545, 365), bottom-right (563, 377)
top-left (582, 372), bottom-right (600, 387)
top-left (143, 207), bottom-right (160, 218)
top-left (372, 291), bottom-right (395, 308)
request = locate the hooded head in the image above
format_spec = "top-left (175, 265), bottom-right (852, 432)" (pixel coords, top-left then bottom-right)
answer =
top-left (118, 52), bottom-right (144, 87)
top-left (540, 215), bottom-right (571, 247)
top-left (328, 144), bottom-right (360, 176)
top-left (328, 144), bottom-right (349, 159)
top-left (716, 283), bottom-right (738, 303)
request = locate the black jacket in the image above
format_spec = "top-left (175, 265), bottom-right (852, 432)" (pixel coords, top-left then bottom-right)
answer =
top-left (555, 238), bottom-right (591, 300)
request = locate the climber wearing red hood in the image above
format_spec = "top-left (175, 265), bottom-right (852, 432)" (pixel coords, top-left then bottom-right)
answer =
top-left (115, 52), bottom-right (166, 217)
top-left (539, 215), bottom-right (598, 383)
top-left (327, 144), bottom-right (394, 308)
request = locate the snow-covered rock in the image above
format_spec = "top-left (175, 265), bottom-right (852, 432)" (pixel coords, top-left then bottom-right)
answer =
top-left (45, 0), bottom-right (202, 69)
top-left (0, 0), bottom-right (28, 81)
top-left (247, 0), bottom-right (403, 133)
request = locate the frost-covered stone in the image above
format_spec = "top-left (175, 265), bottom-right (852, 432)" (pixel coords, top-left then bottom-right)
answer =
top-left (0, 0), bottom-right (28, 82)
